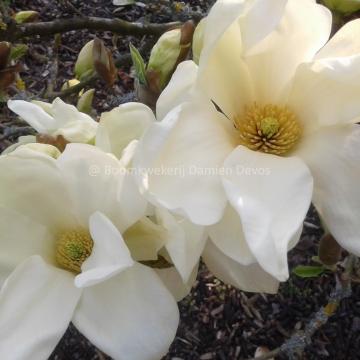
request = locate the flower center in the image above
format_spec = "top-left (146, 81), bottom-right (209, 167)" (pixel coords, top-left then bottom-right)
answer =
top-left (234, 103), bottom-right (302, 155)
top-left (56, 229), bottom-right (93, 273)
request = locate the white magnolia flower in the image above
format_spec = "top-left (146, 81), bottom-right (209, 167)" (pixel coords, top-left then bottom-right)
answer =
top-left (96, 102), bottom-right (206, 298)
top-left (7, 97), bottom-right (98, 143)
top-left (0, 144), bottom-right (179, 360)
top-left (134, 0), bottom-right (360, 284)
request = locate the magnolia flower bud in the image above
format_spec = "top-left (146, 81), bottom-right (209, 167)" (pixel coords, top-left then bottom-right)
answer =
top-left (323, 0), bottom-right (360, 14)
top-left (192, 18), bottom-right (206, 64)
top-left (14, 11), bottom-right (39, 24)
top-left (134, 22), bottom-right (194, 109)
top-left (93, 38), bottom-right (117, 86)
top-left (77, 88), bottom-right (95, 114)
top-left (147, 29), bottom-right (182, 89)
top-left (74, 40), bottom-right (95, 79)
top-left (75, 39), bottom-right (117, 85)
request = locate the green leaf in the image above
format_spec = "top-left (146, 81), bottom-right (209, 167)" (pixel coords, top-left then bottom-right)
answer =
top-left (129, 43), bottom-right (147, 85)
top-left (292, 265), bottom-right (325, 278)
top-left (9, 44), bottom-right (28, 62)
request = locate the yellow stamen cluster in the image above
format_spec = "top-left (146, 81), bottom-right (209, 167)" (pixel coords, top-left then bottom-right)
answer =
top-left (234, 103), bottom-right (302, 155)
top-left (56, 229), bottom-right (93, 274)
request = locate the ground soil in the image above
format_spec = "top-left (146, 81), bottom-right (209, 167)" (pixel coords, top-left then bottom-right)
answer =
top-left (1, 1), bottom-right (360, 359)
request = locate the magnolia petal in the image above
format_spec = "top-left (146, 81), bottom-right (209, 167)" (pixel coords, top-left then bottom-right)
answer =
top-left (239, 0), bottom-right (288, 53)
top-left (123, 217), bottom-right (167, 262)
top-left (134, 100), bottom-right (236, 226)
top-left (118, 139), bottom-right (138, 168)
top-left (156, 60), bottom-right (198, 120)
top-left (156, 263), bottom-right (198, 301)
top-left (0, 256), bottom-right (81, 360)
top-left (197, 0), bottom-right (288, 116)
top-left (7, 100), bottom-right (57, 133)
top-left (244, 0), bottom-right (331, 103)
top-left (12, 143), bottom-right (61, 159)
top-left (199, 0), bottom-right (247, 65)
top-left (51, 97), bottom-right (95, 128)
top-left (0, 147), bottom-right (73, 230)
top-left (32, 100), bottom-right (53, 115)
top-left (75, 212), bottom-right (134, 288)
top-left (223, 146), bottom-right (313, 281)
top-left (197, 20), bottom-right (254, 118)
top-left (51, 98), bottom-right (98, 142)
top-left (288, 55), bottom-right (360, 133)
top-left (54, 119), bottom-right (98, 144)
top-left (105, 140), bottom-right (148, 234)
top-left (116, 165), bottom-right (148, 232)
top-left (96, 102), bottom-right (155, 158)
top-left (0, 207), bottom-right (55, 285)
top-left (297, 124), bottom-right (360, 256)
top-left (208, 205), bottom-right (256, 266)
top-left (203, 240), bottom-right (279, 294)
top-left (200, 0), bottom-right (286, 65)
top-left (316, 19), bottom-right (360, 59)
top-left (57, 144), bottom-right (144, 231)
top-left (115, 141), bottom-right (148, 232)
top-left (157, 208), bottom-right (206, 283)
top-left (198, 3), bottom-right (253, 117)
top-left (73, 263), bottom-right (179, 360)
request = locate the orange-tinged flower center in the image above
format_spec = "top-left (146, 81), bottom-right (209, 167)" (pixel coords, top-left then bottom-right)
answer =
top-left (234, 103), bottom-right (302, 155)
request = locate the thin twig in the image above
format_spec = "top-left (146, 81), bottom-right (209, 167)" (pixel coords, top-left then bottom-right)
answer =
top-left (248, 255), bottom-right (356, 360)
top-left (1, 17), bottom-right (181, 42)
top-left (45, 35), bottom-right (61, 97)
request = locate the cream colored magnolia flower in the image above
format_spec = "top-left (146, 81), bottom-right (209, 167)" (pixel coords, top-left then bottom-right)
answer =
top-left (7, 97), bottom-right (98, 143)
top-left (0, 144), bottom-right (180, 360)
top-left (96, 102), bottom-right (206, 298)
top-left (134, 0), bottom-right (360, 285)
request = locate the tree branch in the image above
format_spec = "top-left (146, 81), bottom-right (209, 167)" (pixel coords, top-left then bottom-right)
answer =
top-left (1, 17), bottom-right (182, 42)
top-left (248, 255), bottom-right (356, 360)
